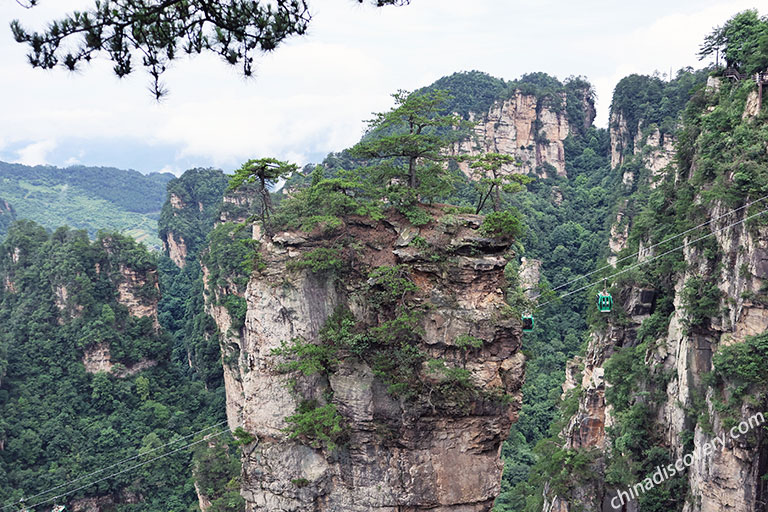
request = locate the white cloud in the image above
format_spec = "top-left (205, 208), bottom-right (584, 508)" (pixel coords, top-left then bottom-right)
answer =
top-left (158, 164), bottom-right (184, 176)
top-left (15, 139), bottom-right (57, 166)
top-left (587, 0), bottom-right (759, 125)
top-left (0, 0), bottom-right (763, 171)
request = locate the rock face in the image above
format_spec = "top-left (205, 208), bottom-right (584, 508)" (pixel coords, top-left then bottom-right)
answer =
top-left (610, 111), bottom-right (676, 177)
top-left (158, 170), bottom-right (231, 268)
top-left (548, 203), bottom-right (768, 512)
top-left (451, 90), bottom-right (595, 179)
top-left (547, 76), bottom-right (768, 511)
top-left (545, 287), bottom-right (655, 511)
top-left (607, 116), bottom-right (678, 264)
top-left (209, 210), bottom-right (525, 511)
top-left (82, 342), bottom-right (157, 376)
top-left (163, 193), bottom-right (190, 267)
top-left (165, 229), bottom-right (188, 268)
top-left (115, 263), bottom-right (161, 325)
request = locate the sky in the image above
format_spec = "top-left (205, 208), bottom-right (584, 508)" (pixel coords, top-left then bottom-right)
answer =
top-left (0, 0), bottom-right (761, 175)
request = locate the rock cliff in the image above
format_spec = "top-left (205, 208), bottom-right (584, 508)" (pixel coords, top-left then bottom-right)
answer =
top-left (207, 209), bottom-right (525, 511)
top-left (544, 75), bottom-right (768, 512)
top-left (451, 89), bottom-right (595, 179)
top-left (158, 168), bottom-right (230, 268)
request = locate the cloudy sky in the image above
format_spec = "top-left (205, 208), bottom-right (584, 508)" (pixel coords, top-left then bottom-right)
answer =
top-left (0, 0), bottom-right (761, 175)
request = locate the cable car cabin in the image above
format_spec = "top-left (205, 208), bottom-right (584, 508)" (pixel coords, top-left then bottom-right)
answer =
top-left (597, 292), bottom-right (613, 313)
top-left (521, 314), bottom-right (534, 332)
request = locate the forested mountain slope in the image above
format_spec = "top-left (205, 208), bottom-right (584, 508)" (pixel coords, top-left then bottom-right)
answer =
top-left (537, 10), bottom-right (768, 512)
top-left (0, 47), bottom-right (759, 511)
top-left (0, 161), bottom-right (174, 248)
top-left (0, 223), bottom-right (226, 510)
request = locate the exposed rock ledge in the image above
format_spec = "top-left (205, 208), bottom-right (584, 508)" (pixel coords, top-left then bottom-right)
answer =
top-left (82, 342), bottom-right (157, 377)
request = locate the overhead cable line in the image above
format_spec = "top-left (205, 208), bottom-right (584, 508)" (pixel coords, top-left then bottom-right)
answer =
top-left (25, 425), bottom-right (233, 511)
top-left (531, 193), bottom-right (768, 302)
top-left (535, 205), bottom-right (768, 309)
top-left (2, 420), bottom-right (230, 512)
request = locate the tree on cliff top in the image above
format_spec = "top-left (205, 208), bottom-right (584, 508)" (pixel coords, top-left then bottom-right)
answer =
top-left (350, 89), bottom-right (468, 210)
top-left (11, 0), bottom-right (410, 98)
top-left (698, 9), bottom-right (768, 75)
top-left (459, 152), bottom-right (531, 213)
top-left (230, 157), bottom-right (297, 234)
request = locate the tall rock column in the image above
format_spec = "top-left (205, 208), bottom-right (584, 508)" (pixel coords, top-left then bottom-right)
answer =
top-left (208, 210), bottom-right (526, 511)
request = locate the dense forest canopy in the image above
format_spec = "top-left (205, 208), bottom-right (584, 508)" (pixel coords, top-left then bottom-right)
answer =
top-left (0, 198), bottom-right (15, 239)
top-left (699, 9), bottom-right (768, 75)
top-left (610, 68), bottom-right (711, 138)
top-left (0, 161), bottom-right (173, 248)
top-left (0, 222), bottom-right (227, 510)
top-left (156, 168), bottom-right (232, 390)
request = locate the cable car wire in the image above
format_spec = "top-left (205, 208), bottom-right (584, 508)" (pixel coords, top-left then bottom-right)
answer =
top-left (531, 193), bottom-right (768, 302)
top-left (535, 205), bottom-right (768, 309)
top-left (25, 425), bottom-right (233, 511)
top-left (1, 420), bottom-right (230, 511)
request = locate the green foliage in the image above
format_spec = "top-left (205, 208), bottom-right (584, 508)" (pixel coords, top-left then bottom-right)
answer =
top-left (271, 336), bottom-right (339, 375)
top-left (675, 76), bottom-right (768, 210)
top-left (319, 307), bottom-right (373, 356)
top-left (156, 169), bottom-right (233, 389)
top-left (604, 343), bottom-right (649, 413)
top-left (232, 427), bottom-right (257, 445)
top-left (531, 442), bottom-right (599, 500)
top-left (681, 276), bottom-right (722, 329)
top-left (610, 68), bottom-right (710, 142)
top-left (229, 158), bottom-right (298, 193)
top-left (273, 166), bottom-right (382, 231)
top-left (192, 436), bottom-right (245, 512)
top-left (425, 359), bottom-right (475, 405)
top-left (699, 10), bottom-right (768, 75)
top-left (0, 161), bottom-right (174, 248)
top-left (284, 401), bottom-right (345, 451)
top-left (286, 247), bottom-right (344, 274)
top-left (415, 71), bottom-right (508, 120)
top-left (601, 339), bottom-right (687, 510)
top-left (202, 222), bottom-right (262, 292)
top-left (496, 127), bottom-right (614, 510)
top-left (480, 210), bottom-right (524, 239)
top-left (0, 198), bottom-right (16, 239)
top-left (0, 220), bottom-right (225, 510)
top-left (13, 0), bottom-right (408, 98)
top-left (455, 334), bottom-right (484, 350)
top-left (222, 294), bottom-right (247, 330)
top-left (367, 265), bottom-right (417, 307)
top-left (350, 89), bottom-right (467, 206)
top-left (460, 153), bottom-right (531, 213)
top-left (400, 204), bottom-right (434, 226)
top-left (710, 332), bottom-right (768, 403)
top-left (229, 158), bottom-right (298, 234)
top-left (158, 168), bottom-right (230, 263)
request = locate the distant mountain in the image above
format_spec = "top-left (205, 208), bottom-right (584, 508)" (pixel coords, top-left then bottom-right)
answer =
top-left (0, 161), bottom-right (174, 248)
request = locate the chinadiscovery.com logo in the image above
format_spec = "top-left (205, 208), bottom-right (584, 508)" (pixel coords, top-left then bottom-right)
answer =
top-left (611, 412), bottom-right (766, 509)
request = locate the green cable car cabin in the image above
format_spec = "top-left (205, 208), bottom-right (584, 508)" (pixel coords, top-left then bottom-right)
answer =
top-left (522, 313), bottom-right (534, 332)
top-left (597, 291), bottom-right (613, 313)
